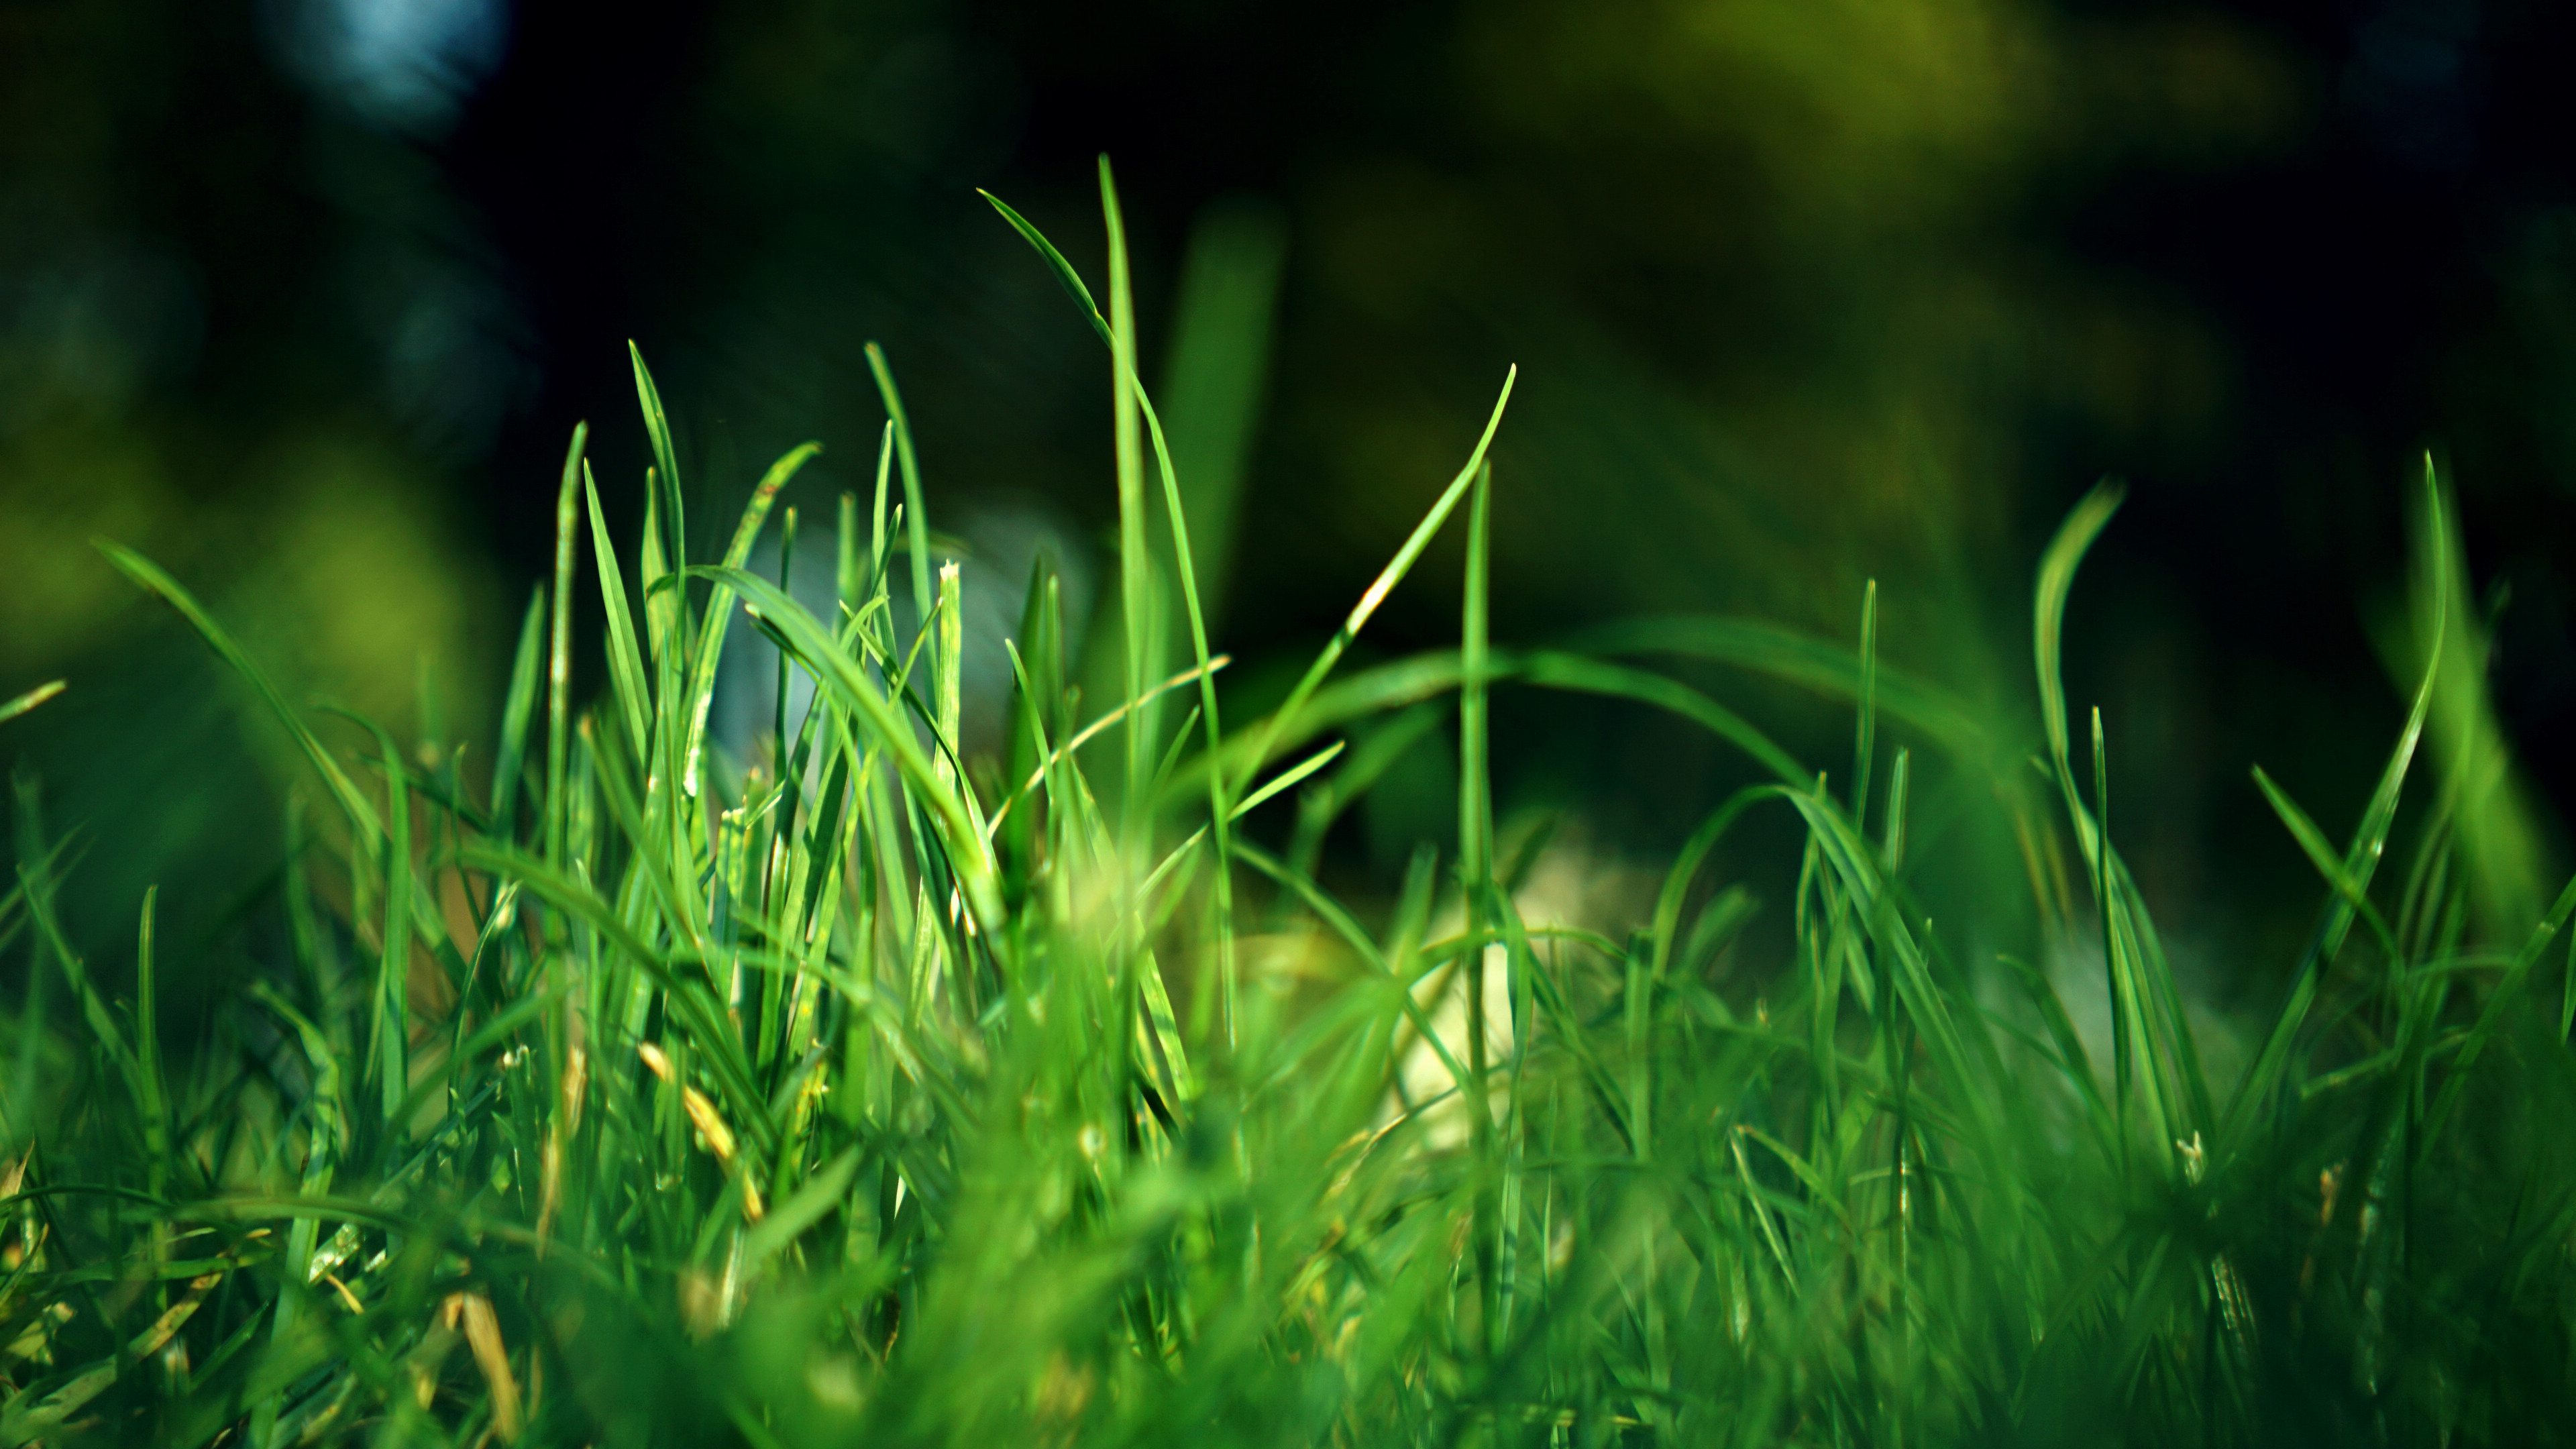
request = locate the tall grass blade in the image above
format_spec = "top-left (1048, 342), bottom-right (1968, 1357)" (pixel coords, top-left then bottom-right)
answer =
top-left (681, 441), bottom-right (819, 798)
top-left (491, 587), bottom-right (547, 835)
top-left (863, 345), bottom-right (932, 637)
top-left (547, 423), bottom-right (588, 866)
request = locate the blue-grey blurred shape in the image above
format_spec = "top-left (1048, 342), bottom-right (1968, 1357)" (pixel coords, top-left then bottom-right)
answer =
top-left (266, 0), bottom-right (512, 135)
top-left (711, 496), bottom-right (1095, 790)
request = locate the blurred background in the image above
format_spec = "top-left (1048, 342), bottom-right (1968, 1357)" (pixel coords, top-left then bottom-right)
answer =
top-left (7, 0), bottom-right (2576, 1019)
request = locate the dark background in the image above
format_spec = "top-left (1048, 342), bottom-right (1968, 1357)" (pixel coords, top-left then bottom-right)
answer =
top-left (6, 0), bottom-right (2575, 1004)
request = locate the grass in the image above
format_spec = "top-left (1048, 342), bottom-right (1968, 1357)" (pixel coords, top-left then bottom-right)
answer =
top-left (5, 160), bottom-right (2576, 1447)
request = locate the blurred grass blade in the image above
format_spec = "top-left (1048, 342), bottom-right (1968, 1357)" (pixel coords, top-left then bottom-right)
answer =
top-left (0, 680), bottom-right (64, 727)
top-left (1102, 158), bottom-right (1154, 838)
top-left (2251, 767), bottom-right (2402, 960)
top-left (1559, 616), bottom-right (1989, 759)
top-left (94, 541), bottom-right (381, 844)
top-left (1853, 579), bottom-right (1877, 833)
top-left (15, 861), bottom-right (140, 1096)
top-left (547, 422), bottom-right (587, 865)
top-left (2033, 479), bottom-right (2125, 863)
top-left (135, 886), bottom-right (168, 1197)
top-left (490, 587), bottom-right (546, 835)
top-left (2411, 455), bottom-right (2547, 932)
top-left (1159, 197), bottom-right (1284, 628)
top-left (1232, 741), bottom-right (1345, 821)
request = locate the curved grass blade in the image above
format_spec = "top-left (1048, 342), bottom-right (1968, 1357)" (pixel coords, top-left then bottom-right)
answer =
top-left (1559, 616), bottom-right (1990, 759)
top-left (864, 345), bottom-right (933, 636)
top-left (681, 441), bottom-right (820, 798)
top-left (94, 541), bottom-right (380, 843)
top-left (2033, 479), bottom-right (2125, 859)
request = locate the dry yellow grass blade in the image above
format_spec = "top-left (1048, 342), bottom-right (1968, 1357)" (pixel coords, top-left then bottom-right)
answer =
top-left (680, 1085), bottom-right (737, 1163)
top-left (639, 1039), bottom-right (763, 1220)
top-left (459, 1291), bottom-right (525, 1442)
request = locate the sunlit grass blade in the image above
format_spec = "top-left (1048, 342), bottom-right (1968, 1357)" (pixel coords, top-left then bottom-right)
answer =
top-left (863, 345), bottom-right (933, 635)
top-left (629, 343), bottom-right (684, 548)
top-left (0, 680), bottom-right (64, 727)
top-left (1232, 369), bottom-right (1517, 795)
top-left (1230, 741), bottom-right (1344, 822)
top-left (680, 441), bottom-right (819, 798)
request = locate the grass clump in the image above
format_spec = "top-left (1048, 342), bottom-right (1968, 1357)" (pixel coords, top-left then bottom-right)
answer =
top-left (6, 164), bottom-right (2576, 1448)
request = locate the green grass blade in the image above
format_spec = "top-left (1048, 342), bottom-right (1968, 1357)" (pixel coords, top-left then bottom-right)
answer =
top-left (1460, 464), bottom-right (1495, 898)
top-left (863, 345), bottom-right (933, 643)
top-left (1557, 616), bottom-right (1990, 759)
top-left (134, 886), bottom-right (168, 1198)
top-left (2033, 479), bottom-right (2126, 860)
top-left (490, 586), bottom-right (547, 837)
top-left (2251, 767), bottom-right (2404, 961)
top-left (2412, 455), bottom-right (2549, 931)
top-left (1517, 651), bottom-right (1809, 786)
top-left (1232, 366), bottom-right (1519, 792)
top-left (979, 189), bottom-right (1113, 349)
top-left (1854, 579), bottom-right (1878, 834)
top-left (93, 541), bottom-right (380, 844)
top-left (1231, 741), bottom-right (1345, 822)
top-left (629, 344), bottom-right (685, 546)
top-left (2223, 488), bottom-right (2447, 1147)
top-left (13, 863), bottom-right (139, 1099)
top-left (743, 1146), bottom-right (861, 1270)
top-left (990, 164), bottom-right (1247, 1033)
top-left (0, 680), bottom-right (64, 727)
top-left (1649, 788), bottom-right (1773, 981)
top-left (584, 465), bottom-right (657, 767)
top-left (547, 422), bottom-right (588, 866)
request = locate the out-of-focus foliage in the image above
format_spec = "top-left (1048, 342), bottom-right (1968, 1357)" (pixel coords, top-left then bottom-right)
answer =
top-left (5, 0), bottom-right (2576, 982)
